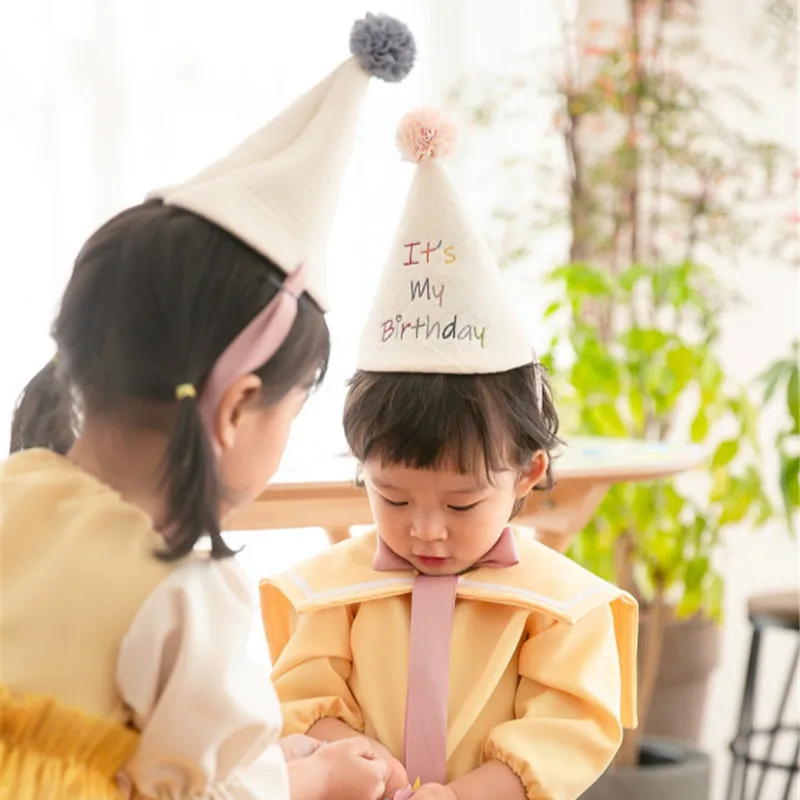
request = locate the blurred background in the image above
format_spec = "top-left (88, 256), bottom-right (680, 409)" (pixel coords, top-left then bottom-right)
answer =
top-left (1, 1), bottom-right (797, 798)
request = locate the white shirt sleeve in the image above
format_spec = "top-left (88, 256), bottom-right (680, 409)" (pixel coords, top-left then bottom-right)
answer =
top-left (116, 556), bottom-right (290, 800)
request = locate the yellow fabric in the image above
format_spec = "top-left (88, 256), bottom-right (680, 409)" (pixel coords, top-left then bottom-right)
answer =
top-left (0, 449), bottom-right (175, 798)
top-left (0, 687), bottom-right (139, 800)
top-left (0, 449), bottom-right (173, 720)
top-left (261, 530), bottom-right (638, 800)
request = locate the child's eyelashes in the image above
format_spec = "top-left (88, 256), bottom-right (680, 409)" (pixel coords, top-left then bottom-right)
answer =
top-left (448, 502), bottom-right (480, 513)
top-left (381, 496), bottom-right (409, 508)
top-left (376, 493), bottom-right (483, 512)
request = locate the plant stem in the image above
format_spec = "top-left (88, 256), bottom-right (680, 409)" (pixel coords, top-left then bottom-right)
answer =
top-left (566, 93), bottom-right (588, 264)
top-left (648, 0), bottom-right (669, 324)
top-left (563, 15), bottom-right (588, 265)
top-left (616, 582), bottom-right (669, 767)
top-left (684, 184), bottom-right (708, 264)
top-left (639, 585), bottom-right (669, 739)
top-left (613, 530), bottom-right (639, 597)
top-left (626, 0), bottom-right (644, 266)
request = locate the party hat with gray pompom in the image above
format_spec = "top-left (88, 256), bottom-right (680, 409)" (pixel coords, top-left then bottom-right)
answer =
top-left (150, 13), bottom-right (415, 311)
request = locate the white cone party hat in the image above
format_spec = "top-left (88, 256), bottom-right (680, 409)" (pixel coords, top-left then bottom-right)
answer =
top-left (149, 13), bottom-right (416, 311)
top-left (356, 109), bottom-right (534, 373)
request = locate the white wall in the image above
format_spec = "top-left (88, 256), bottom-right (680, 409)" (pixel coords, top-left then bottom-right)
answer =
top-left (0, 0), bottom-right (433, 458)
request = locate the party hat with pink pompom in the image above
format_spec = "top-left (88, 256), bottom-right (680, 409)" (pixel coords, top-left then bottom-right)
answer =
top-left (356, 108), bottom-right (534, 374)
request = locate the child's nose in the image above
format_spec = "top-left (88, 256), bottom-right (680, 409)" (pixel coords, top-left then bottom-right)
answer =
top-left (411, 515), bottom-right (447, 541)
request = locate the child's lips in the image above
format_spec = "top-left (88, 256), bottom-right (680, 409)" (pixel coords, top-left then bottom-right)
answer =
top-left (415, 555), bottom-right (450, 567)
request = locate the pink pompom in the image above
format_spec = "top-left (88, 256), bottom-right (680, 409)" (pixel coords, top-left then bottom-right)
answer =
top-left (396, 108), bottom-right (457, 163)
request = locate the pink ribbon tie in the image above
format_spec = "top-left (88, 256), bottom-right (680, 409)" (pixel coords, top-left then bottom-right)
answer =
top-left (373, 528), bottom-right (520, 785)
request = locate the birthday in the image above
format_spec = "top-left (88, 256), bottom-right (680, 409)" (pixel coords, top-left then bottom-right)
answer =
top-left (380, 313), bottom-right (487, 348)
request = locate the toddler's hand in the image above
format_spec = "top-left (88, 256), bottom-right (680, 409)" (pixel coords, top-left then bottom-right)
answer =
top-left (366, 739), bottom-right (409, 796)
top-left (406, 784), bottom-right (458, 800)
top-left (309, 737), bottom-right (389, 800)
top-left (279, 733), bottom-right (324, 762)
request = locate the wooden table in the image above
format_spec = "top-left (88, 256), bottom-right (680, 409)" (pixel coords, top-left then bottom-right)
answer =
top-left (226, 437), bottom-right (706, 553)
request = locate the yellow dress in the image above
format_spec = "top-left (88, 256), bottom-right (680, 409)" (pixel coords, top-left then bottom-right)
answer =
top-left (1, 449), bottom-right (290, 800)
top-left (0, 687), bottom-right (139, 800)
top-left (261, 530), bottom-right (638, 800)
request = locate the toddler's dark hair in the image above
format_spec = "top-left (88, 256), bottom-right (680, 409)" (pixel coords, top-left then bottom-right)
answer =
top-left (10, 200), bottom-right (329, 560)
top-left (343, 364), bottom-right (561, 516)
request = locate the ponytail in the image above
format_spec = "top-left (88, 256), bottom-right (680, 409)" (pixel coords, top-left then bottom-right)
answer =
top-left (9, 360), bottom-right (76, 456)
top-left (157, 393), bottom-right (235, 561)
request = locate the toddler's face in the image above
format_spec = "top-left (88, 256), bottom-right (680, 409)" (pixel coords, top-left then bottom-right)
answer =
top-left (362, 456), bottom-right (543, 575)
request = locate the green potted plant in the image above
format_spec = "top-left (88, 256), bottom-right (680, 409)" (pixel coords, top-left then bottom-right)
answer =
top-left (759, 339), bottom-right (800, 530)
top-left (540, 260), bottom-right (769, 796)
top-left (449, 0), bottom-right (796, 796)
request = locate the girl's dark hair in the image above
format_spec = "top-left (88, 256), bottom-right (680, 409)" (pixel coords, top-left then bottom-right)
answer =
top-left (343, 365), bottom-right (561, 517)
top-left (10, 200), bottom-right (329, 560)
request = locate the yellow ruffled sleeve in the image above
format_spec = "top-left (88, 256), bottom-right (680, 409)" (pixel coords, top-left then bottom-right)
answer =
top-left (483, 603), bottom-right (635, 800)
top-left (271, 606), bottom-right (365, 737)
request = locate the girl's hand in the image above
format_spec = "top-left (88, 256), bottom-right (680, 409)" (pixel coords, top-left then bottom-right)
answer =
top-left (279, 733), bottom-right (324, 762)
top-left (306, 717), bottom-right (408, 796)
top-left (292, 737), bottom-right (389, 800)
top-left (367, 739), bottom-right (409, 796)
top-left (407, 784), bottom-right (458, 800)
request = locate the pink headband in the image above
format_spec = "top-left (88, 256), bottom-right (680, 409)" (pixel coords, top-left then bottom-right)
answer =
top-left (198, 263), bottom-right (307, 439)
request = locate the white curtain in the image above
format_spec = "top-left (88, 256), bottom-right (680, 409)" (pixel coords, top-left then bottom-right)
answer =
top-left (0, 0), bottom-right (434, 459)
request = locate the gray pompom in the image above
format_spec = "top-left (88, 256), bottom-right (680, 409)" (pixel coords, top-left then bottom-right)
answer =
top-left (350, 13), bottom-right (416, 83)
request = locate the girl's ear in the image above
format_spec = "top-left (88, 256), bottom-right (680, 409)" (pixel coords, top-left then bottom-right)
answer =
top-left (213, 374), bottom-right (263, 450)
top-left (515, 450), bottom-right (549, 498)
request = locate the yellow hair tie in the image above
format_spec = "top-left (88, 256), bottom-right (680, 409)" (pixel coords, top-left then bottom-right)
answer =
top-left (175, 383), bottom-right (197, 400)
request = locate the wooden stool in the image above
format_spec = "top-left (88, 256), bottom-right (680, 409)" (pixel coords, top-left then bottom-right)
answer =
top-left (725, 591), bottom-right (800, 800)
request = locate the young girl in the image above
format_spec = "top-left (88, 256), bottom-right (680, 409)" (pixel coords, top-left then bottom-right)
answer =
top-left (0, 14), bottom-right (415, 800)
top-left (260, 110), bottom-right (638, 800)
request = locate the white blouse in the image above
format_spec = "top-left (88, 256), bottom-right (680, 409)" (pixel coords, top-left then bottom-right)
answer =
top-left (117, 557), bottom-right (289, 800)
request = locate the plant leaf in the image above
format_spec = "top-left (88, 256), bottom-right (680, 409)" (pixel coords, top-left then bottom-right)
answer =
top-left (779, 455), bottom-right (800, 512)
top-left (718, 480), bottom-right (757, 526)
top-left (691, 410), bottom-right (709, 442)
top-left (788, 364), bottom-right (799, 431)
top-left (758, 358), bottom-right (794, 403)
top-left (712, 439), bottom-right (739, 469)
top-left (707, 572), bottom-right (724, 623)
top-left (544, 300), bottom-right (562, 319)
top-left (587, 403), bottom-right (629, 437)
